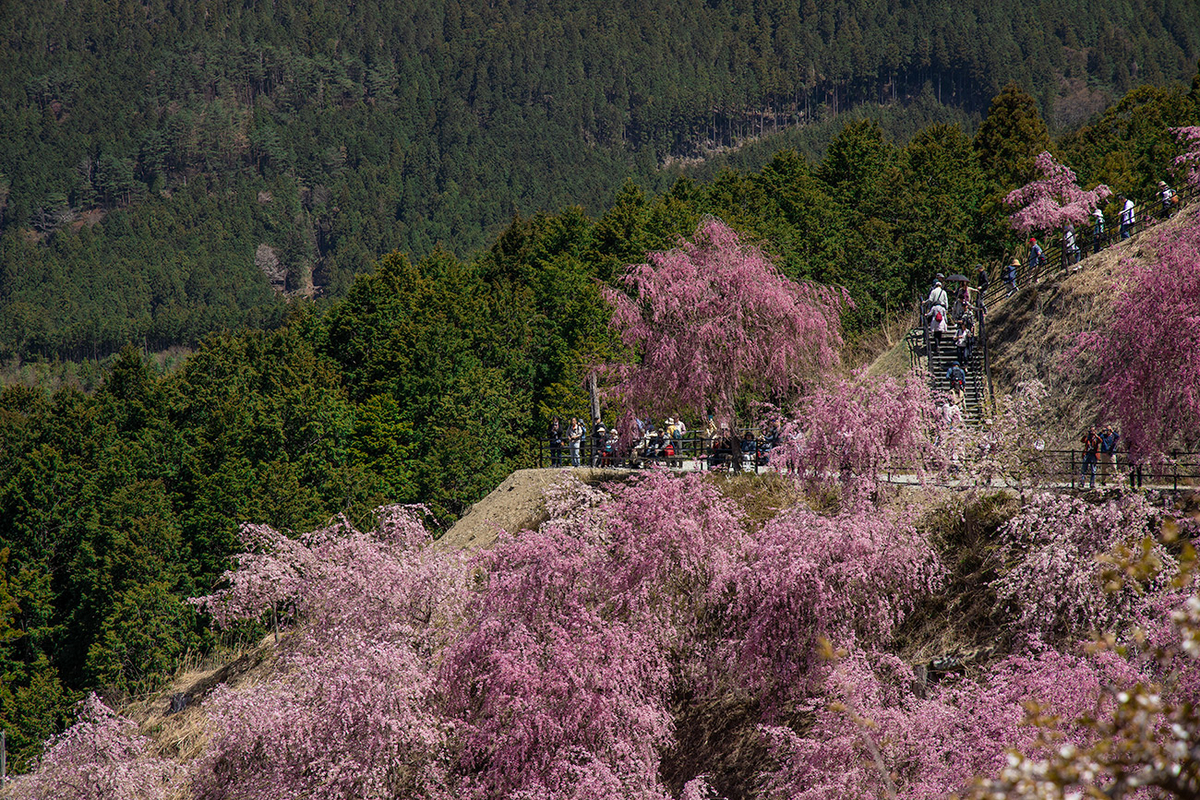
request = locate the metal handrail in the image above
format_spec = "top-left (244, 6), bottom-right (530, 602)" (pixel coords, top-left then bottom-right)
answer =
top-left (538, 428), bottom-right (780, 473)
top-left (535, 435), bottom-right (1200, 492)
top-left (980, 182), bottom-right (1195, 310)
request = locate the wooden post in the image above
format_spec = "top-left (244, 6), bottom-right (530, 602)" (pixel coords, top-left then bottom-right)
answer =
top-left (588, 372), bottom-right (600, 425)
top-left (2, 727), bottom-right (7, 783)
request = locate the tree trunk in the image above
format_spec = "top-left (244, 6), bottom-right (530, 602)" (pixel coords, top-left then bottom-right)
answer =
top-left (588, 372), bottom-right (600, 423)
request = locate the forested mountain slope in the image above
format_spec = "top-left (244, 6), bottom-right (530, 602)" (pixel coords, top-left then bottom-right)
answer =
top-left (1, 0), bottom-right (1198, 360)
top-left (2, 73), bottom-right (1199, 772)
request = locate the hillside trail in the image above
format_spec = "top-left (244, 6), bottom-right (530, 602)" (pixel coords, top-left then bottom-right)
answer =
top-left (435, 467), bottom-right (623, 551)
top-left (125, 201), bottom-right (1198, 768)
top-left (872, 199), bottom-right (1197, 450)
top-left (985, 201), bottom-right (1195, 447)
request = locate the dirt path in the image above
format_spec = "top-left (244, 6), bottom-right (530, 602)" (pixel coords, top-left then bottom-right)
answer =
top-left (435, 467), bottom-right (626, 551)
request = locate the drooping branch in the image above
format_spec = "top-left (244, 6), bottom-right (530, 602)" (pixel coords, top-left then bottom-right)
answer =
top-left (604, 218), bottom-right (848, 421)
top-left (1005, 151), bottom-right (1111, 235)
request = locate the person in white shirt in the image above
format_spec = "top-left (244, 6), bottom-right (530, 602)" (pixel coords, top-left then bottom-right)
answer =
top-left (1063, 223), bottom-right (1079, 268)
top-left (926, 282), bottom-right (948, 354)
top-left (1120, 195), bottom-right (1135, 239)
top-left (927, 279), bottom-right (948, 311)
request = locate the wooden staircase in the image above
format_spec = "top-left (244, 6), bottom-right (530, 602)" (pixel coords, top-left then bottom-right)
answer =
top-left (907, 320), bottom-right (988, 423)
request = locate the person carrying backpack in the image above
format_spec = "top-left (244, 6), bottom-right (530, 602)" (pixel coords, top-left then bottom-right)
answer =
top-left (927, 279), bottom-right (949, 313)
top-left (1003, 257), bottom-right (1019, 297)
top-left (1029, 237), bottom-right (1045, 271)
top-left (927, 300), bottom-right (948, 354)
top-left (1159, 181), bottom-right (1176, 219)
top-left (945, 362), bottom-right (966, 406)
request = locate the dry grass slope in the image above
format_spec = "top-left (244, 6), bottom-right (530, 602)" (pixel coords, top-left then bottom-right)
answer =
top-left (986, 205), bottom-right (1192, 448)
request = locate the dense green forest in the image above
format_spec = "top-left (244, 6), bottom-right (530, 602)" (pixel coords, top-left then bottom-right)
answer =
top-left (2, 0), bottom-right (1200, 775)
top-left (1, 0), bottom-right (1199, 359)
top-left (3, 71), bottom-right (1200, 770)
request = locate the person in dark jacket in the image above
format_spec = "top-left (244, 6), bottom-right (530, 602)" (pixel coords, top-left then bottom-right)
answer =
top-left (591, 417), bottom-right (607, 466)
top-left (945, 362), bottom-right (966, 405)
top-left (1004, 257), bottom-right (1019, 297)
top-left (1080, 426), bottom-right (1101, 489)
top-left (1099, 425), bottom-right (1120, 486)
top-left (548, 417), bottom-right (563, 466)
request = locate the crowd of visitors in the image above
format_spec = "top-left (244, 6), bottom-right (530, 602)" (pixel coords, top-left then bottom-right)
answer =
top-left (544, 185), bottom-right (1184, 485)
top-left (547, 413), bottom-right (786, 472)
top-left (923, 270), bottom-right (980, 412)
top-left (924, 274), bottom-right (979, 356)
top-left (550, 412), bottom-right (1159, 494)
top-left (991, 181), bottom-right (1184, 300)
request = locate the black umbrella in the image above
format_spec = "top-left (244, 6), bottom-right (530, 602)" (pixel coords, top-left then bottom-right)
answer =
top-left (946, 273), bottom-right (969, 282)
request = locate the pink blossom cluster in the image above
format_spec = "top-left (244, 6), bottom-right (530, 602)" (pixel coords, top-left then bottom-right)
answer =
top-left (758, 647), bottom-right (1135, 800)
top-left (1173, 126), bottom-right (1200, 189)
top-left (1077, 210), bottom-right (1200, 457)
top-left (6, 693), bottom-right (177, 800)
top-left (921, 380), bottom-right (1066, 494)
top-left (15, 476), bottom-right (1200, 800)
top-left (768, 368), bottom-right (937, 495)
top-left (189, 505), bottom-right (469, 799)
top-left (1005, 151), bottom-right (1112, 235)
top-left (992, 492), bottom-right (1175, 640)
top-left (180, 473), bottom-right (942, 799)
top-left (605, 219), bottom-right (848, 421)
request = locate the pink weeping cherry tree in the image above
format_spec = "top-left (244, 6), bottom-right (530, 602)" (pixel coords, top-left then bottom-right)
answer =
top-left (1005, 151), bottom-right (1111, 235)
top-left (768, 368), bottom-right (937, 495)
top-left (1174, 126), bottom-right (1200, 189)
top-left (1075, 213), bottom-right (1200, 458)
top-left (5, 694), bottom-right (177, 800)
top-left (604, 218), bottom-right (849, 422)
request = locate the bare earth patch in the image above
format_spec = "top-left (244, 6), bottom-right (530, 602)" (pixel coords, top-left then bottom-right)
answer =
top-left (435, 467), bottom-right (628, 551)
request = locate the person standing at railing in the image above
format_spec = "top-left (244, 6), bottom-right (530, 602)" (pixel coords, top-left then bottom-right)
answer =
top-left (548, 417), bottom-right (564, 467)
top-left (1029, 237), bottom-right (1046, 271)
top-left (601, 429), bottom-right (619, 467)
top-left (1063, 223), bottom-right (1080, 269)
top-left (711, 425), bottom-right (734, 470)
top-left (1120, 195), bottom-right (1135, 239)
top-left (591, 416), bottom-right (607, 466)
top-left (1003, 257), bottom-right (1019, 297)
top-left (1159, 181), bottom-right (1176, 219)
top-left (1099, 424), bottom-right (1120, 486)
top-left (739, 430), bottom-right (758, 471)
top-left (568, 417), bottom-right (584, 466)
top-left (1092, 207), bottom-right (1105, 254)
top-left (1080, 425), bottom-right (1101, 489)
